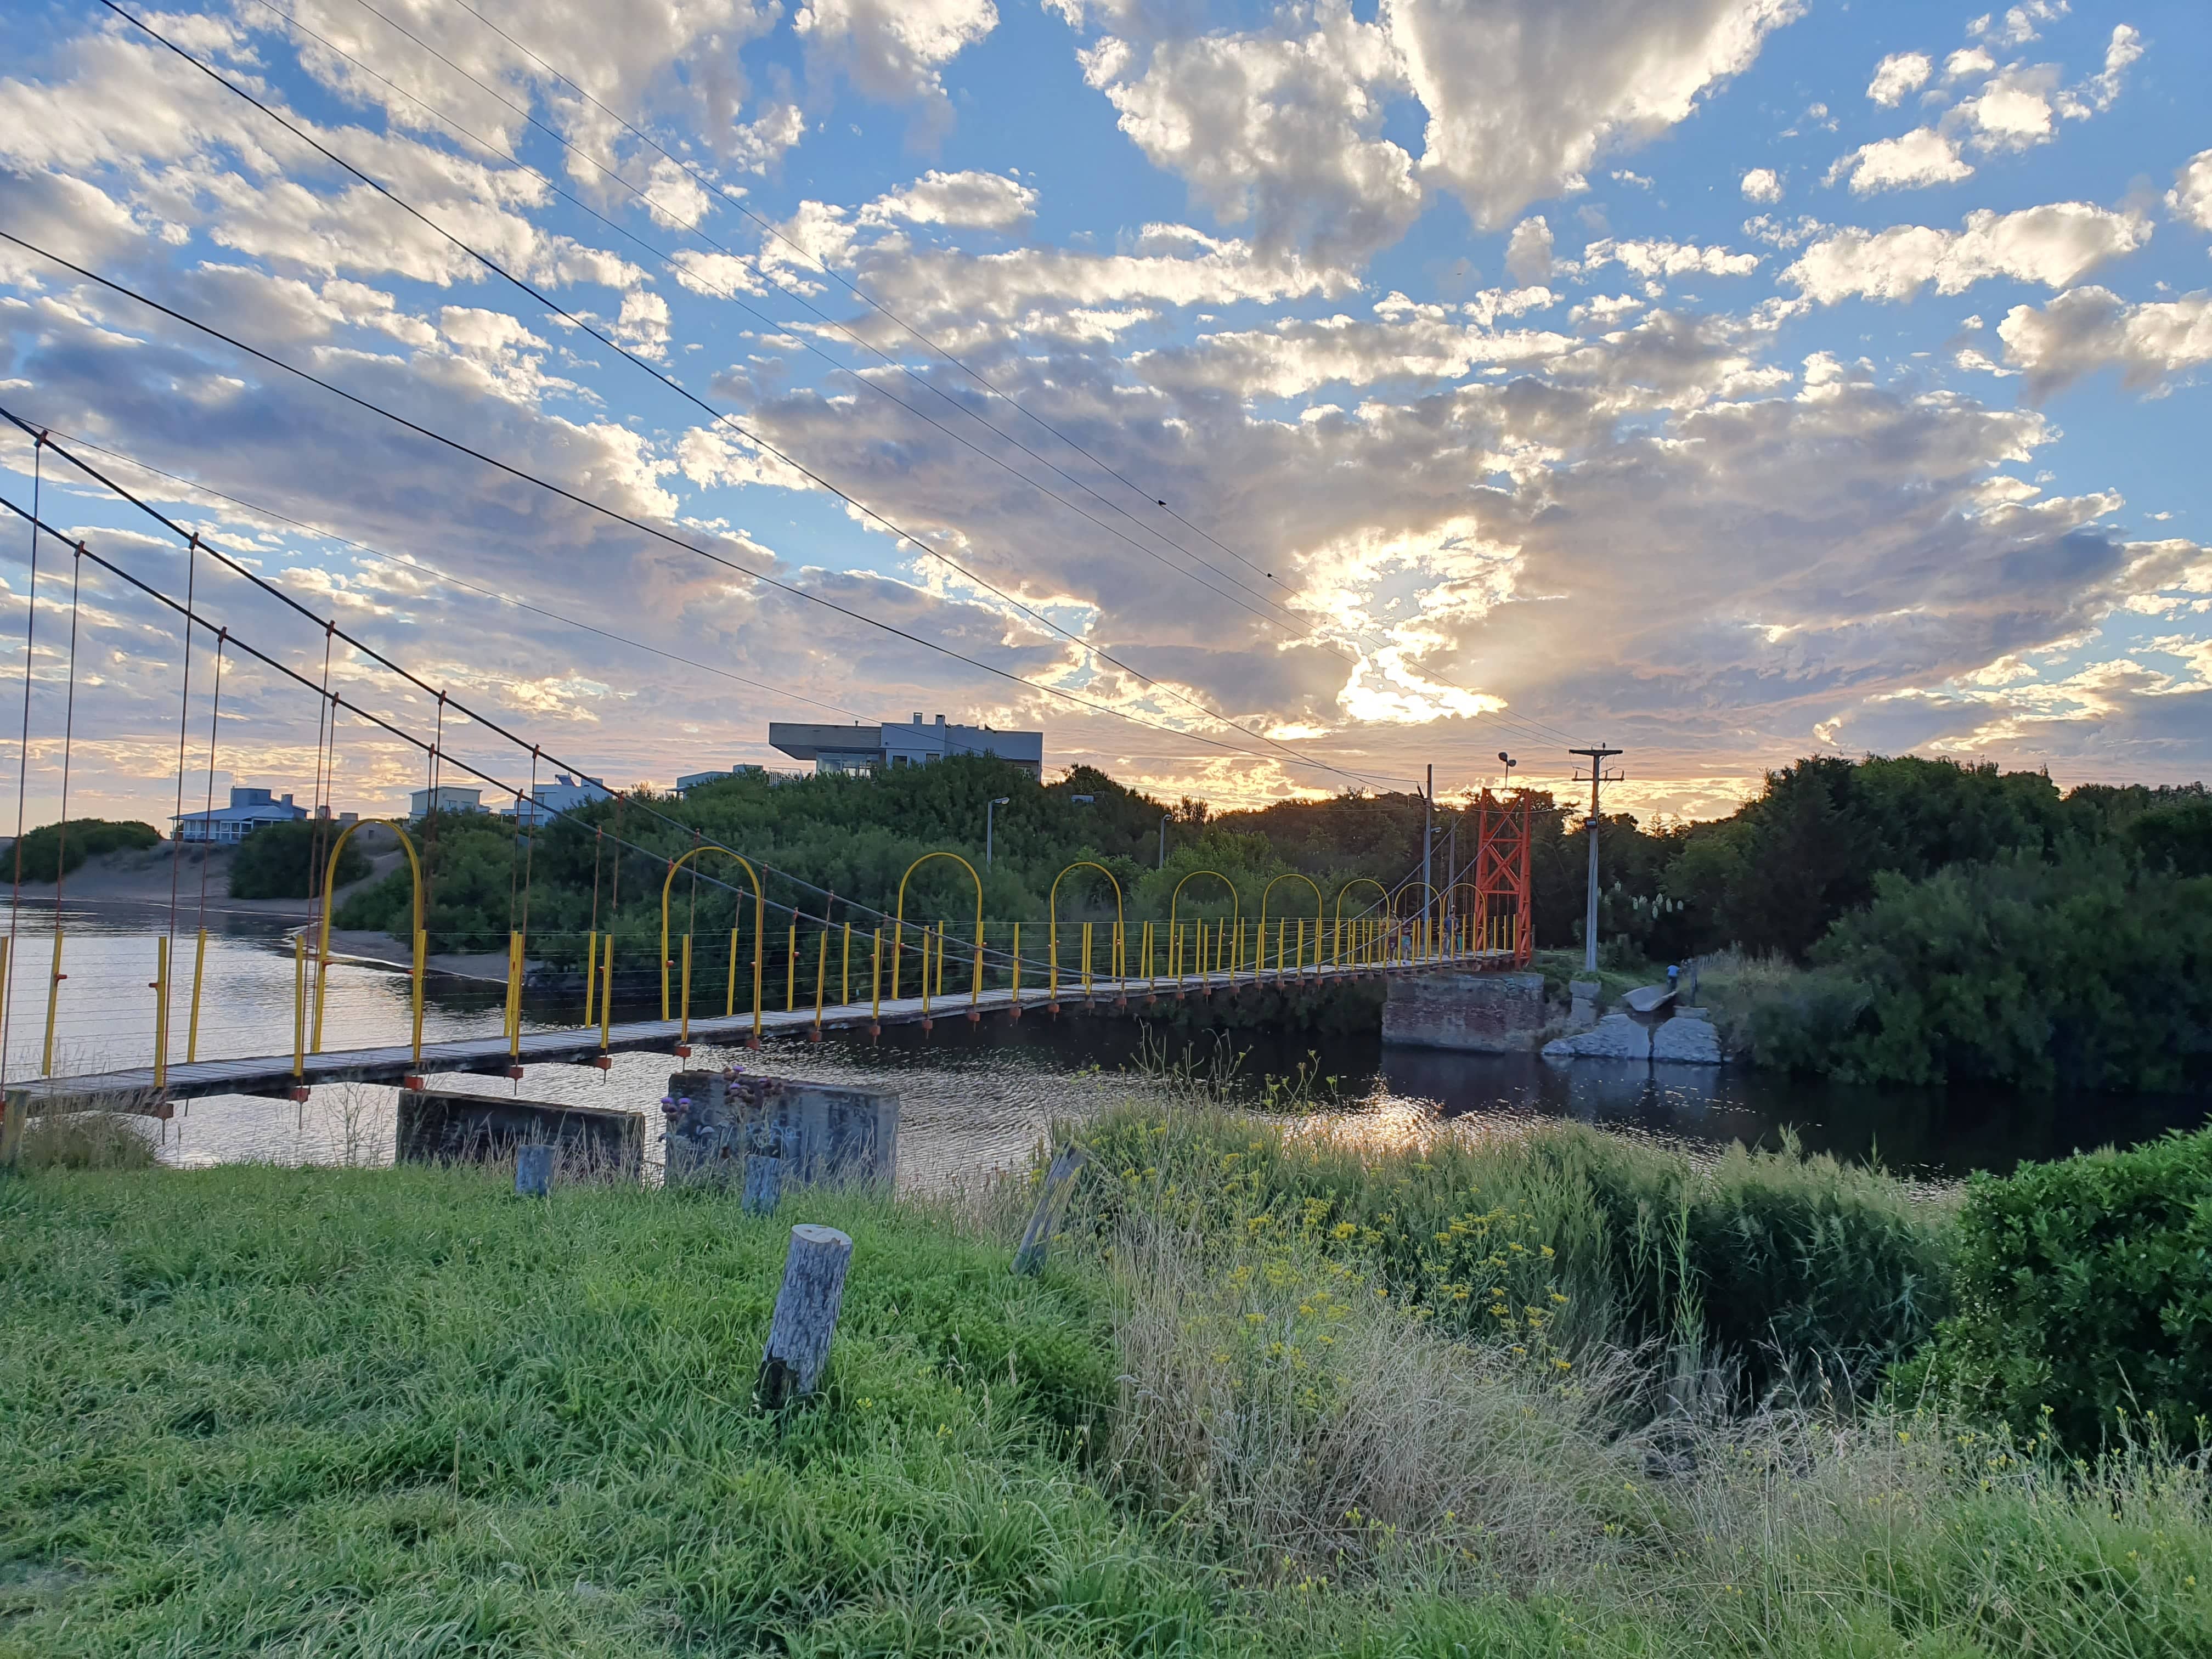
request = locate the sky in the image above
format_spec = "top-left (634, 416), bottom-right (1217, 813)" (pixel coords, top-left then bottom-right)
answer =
top-left (1, 0), bottom-right (2207, 829)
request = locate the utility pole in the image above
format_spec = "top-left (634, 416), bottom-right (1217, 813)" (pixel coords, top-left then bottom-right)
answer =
top-left (1568, 746), bottom-right (1624, 973)
top-left (1421, 764), bottom-right (1434, 939)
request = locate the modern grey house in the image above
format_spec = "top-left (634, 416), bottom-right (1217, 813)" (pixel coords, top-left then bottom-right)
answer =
top-left (768, 714), bottom-right (1043, 777)
top-left (172, 785), bottom-right (308, 844)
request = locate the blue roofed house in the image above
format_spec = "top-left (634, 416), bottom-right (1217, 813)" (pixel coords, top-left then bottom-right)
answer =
top-left (173, 786), bottom-right (308, 844)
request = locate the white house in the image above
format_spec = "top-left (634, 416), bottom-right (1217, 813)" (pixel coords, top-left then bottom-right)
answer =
top-left (173, 786), bottom-right (308, 844)
top-left (408, 785), bottom-right (486, 819)
top-left (499, 774), bottom-right (614, 827)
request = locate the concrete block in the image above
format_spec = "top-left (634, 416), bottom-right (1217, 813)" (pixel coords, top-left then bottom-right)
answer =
top-left (1381, 971), bottom-right (1548, 1052)
top-left (665, 1069), bottom-right (898, 1189)
top-left (1651, 1015), bottom-right (1724, 1064)
top-left (397, 1087), bottom-right (642, 1174)
top-left (1567, 979), bottom-right (1601, 1028)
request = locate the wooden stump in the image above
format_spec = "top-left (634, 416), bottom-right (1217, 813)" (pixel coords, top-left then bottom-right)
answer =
top-left (742, 1153), bottom-right (781, 1215)
top-left (756, 1224), bottom-right (853, 1410)
top-left (515, 1143), bottom-right (555, 1198)
top-left (1012, 1144), bottom-right (1087, 1276)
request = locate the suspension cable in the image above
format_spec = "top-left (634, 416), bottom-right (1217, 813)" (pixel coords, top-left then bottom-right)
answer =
top-left (196, 631), bottom-right (225, 934)
top-left (50, 545), bottom-right (83, 916)
top-left (2, 431), bottom-right (43, 1084)
top-left (166, 533), bottom-right (199, 947)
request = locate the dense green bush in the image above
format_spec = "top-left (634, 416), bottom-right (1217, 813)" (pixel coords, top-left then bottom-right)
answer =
top-left (2129, 798), bottom-right (2212, 878)
top-left (1898, 1126), bottom-right (2212, 1448)
top-left (7, 817), bottom-right (158, 882)
top-left (1783, 853), bottom-right (2212, 1091)
top-left (226, 819), bottom-right (369, 900)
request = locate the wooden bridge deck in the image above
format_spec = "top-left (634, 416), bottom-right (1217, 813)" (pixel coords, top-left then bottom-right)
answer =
top-left (4, 954), bottom-right (1513, 1113)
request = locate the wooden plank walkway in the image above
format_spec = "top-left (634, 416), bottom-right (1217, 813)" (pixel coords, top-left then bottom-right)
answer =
top-left (4, 955), bottom-right (1510, 1111)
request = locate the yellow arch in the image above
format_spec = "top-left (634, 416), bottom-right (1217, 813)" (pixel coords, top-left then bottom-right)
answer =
top-left (1391, 880), bottom-right (1439, 920)
top-left (1393, 879), bottom-right (1441, 963)
top-left (894, 850), bottom-right (983, 1002)
top-left (1331, 877), bottom-right (1387, 967)
top-left (1168, 868), bottom-right (1239, 936)
top-left (1051, 860), bottom-right (1125, 985)
top-left (314, 819), bottom-right (425, 1060)
top-left (1259, 872), bottom-right (1323, 974)
top-left (660, 845), bottom-right (766, 1033)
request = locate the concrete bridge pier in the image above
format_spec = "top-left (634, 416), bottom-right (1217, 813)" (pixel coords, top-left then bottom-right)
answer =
top-left (1380, 970), bottom-right (1550, 1053)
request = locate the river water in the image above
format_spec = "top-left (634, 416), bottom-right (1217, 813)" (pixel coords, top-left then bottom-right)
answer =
top-left (11, 904), bottom-right (2207, 1182)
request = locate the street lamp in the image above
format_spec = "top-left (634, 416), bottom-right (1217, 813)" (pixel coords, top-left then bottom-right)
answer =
top-left (1158, 811), bottom-right (1172, 868)
top-left (985, 796), bottom-right (1010, 867)
top-left (1497, 751), bottom-right (1516, 797)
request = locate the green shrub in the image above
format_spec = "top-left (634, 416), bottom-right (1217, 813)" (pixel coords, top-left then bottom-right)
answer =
top-left (1898, 1126), bottom-right (2212, 1447)
top-left (227, 819), bottom-right (369, 900)
top-left (7, 818), bottom-right (159, 882)
top-left (1746, 853), bottom-right (2212, 1092)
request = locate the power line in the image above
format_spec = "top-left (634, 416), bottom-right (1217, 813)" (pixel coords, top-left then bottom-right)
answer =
top-left (7, 416), bottom-right (1423, 950)
top-left (254, 0), bottom-right (1345, 668)
top-left (98, 0), bottom-right (1416, 797)
top-left (251, 0), bottom-right (1340, 663)
top-left (0, 232), bottom-right (1416, 792)
top-left (436, 0), bottom-right (1593, 755)
top-left (0, 417), bottom-right (879, 728)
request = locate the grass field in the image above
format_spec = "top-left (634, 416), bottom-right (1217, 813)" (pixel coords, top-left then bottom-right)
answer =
top-left (5, 1115), bottom-right (2211, 1656)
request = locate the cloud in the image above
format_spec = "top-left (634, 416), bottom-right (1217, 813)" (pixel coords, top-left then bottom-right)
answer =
top-left (1581, 238), bottom-right (1759, 278)
top-left (793, 0), bottom-right (998, 135)
top-left (1977, 2), bottom-right (2067, 48)
top-left (1073, 1), bottom-right (1421, 266)
top-left (859, 169), bottom-right (1037, 232)
top-left (1393, 0), bottom-right (1803, 229)
top-left (1786, 202), bottom-right (2147, 303)
top-left (2170, 150), bottom-right (2212, 238)
top-left (1741, 167), bottom-right (1781, 204)
top-left (1132, 301), bottom-right (1576, 399)
top-left (1505, 216), bottom-right (1554, 283)
top-left (1866, 51), bottom-right (1932, 106)
top-left (831, 224), bottom-right (1357, 351)
top-left (1998, 287), bottom-right (2212, 398)
top-left (1829, 127), bottom-right (1974, 195)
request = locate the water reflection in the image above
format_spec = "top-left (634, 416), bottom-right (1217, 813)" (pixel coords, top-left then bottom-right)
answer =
top-left (12, 915), bottom-right (2194, 1183)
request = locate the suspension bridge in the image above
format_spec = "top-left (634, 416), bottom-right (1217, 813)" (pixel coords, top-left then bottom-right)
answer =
top-left (0, 802), bottom-right (1536, 1157)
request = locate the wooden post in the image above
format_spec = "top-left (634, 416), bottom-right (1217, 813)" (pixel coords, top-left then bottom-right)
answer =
top-left (757, 1224), bottom-right (853, 1410)
top-left (1013, 1144), bottom-right (1088, 1276)
top-left (743, 1152), bottom-right (781, 1214)
top-left (515, 1143), bottom-right (554, 1197)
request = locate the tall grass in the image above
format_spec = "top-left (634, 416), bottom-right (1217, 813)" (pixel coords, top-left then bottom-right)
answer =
top-left (1071, 1105), bottom-right (1952, 1401)
top-left (4, 1139), bottom-right (2209, 1656)
top-left (10, 1108), bottom-right (159, 1171)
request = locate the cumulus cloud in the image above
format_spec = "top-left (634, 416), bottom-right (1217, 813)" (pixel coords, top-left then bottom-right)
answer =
top-left (1074, 1), bottom-right (1420, 266)
top-left (1741, 167), bottom-right (1781, 203)
top-left (1786, 201), bottom-right (2149, 303)
top-left (793, 0), bottom-right (998, 134)
top-left (1866, 51), bottom-right (1932, 106)
top-left (1393, 0), bottom-right (1803, 228)
top-left (1505, 216), bottom-right (1555, 283)
top-left (2170, 150), bottom-right (2212, 238)
top-left (1582, 238), bottom-right (1759, 277)
top-left (860, 169), bottom-right (1037, 232)
top-left (1829, 127), bottom-right (1974, 194)
top-left (1831, 25), bottom-right (2142, 197)
top-left (1999, 287), bottom-right (2212, 398)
